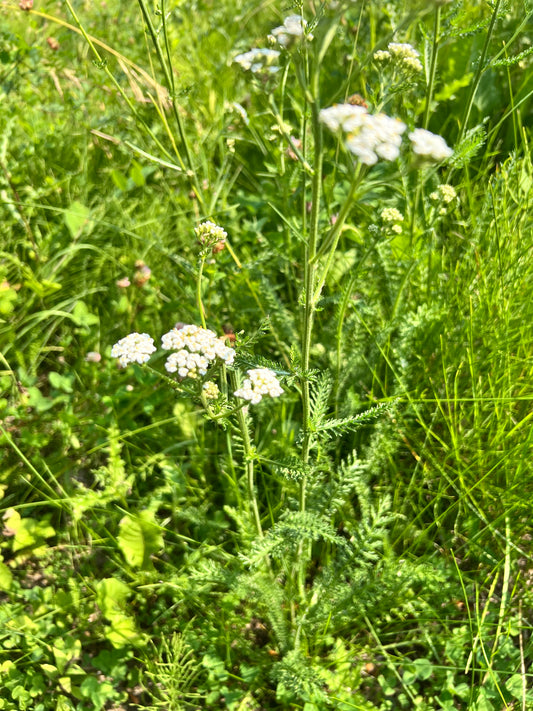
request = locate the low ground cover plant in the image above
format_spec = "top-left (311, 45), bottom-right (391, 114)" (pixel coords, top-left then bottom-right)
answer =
top-left (1, 0), bottom-right (532, 709)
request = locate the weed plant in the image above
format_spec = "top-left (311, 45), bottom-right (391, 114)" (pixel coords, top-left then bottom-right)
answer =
top-left (1, 0), bottom-right (533, 709)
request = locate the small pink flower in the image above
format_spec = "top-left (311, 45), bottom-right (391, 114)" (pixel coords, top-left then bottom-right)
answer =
top-left (85, 351), bottom-right (102, 363)
top-left (116, 277), bottom-right (131, 288)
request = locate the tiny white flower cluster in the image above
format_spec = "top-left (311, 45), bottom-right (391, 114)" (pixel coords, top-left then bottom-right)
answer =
top-left (234, 368), bottom-right (283, 404)
top-left (409, 128), bottom-right (453, 162)
top-left (194, 221), bottom-right (227, 245)
top-left (202, 381), bottom-right (220, 400)
top-left (374, 43), bottom-right (423, 72)
top-left (381, 207), bottom-right (404, 234)
top-left (430, 184), bottom-right (457, 203)
top-left (270, 15), bottom-right (312, 48)
top-left (233, 48), bottom-right (280, 74)
top-left (161, 324), bottom-right (235, 378)
top-left (319, 104), bottom-right (407, 165)
top-left (381, 207), bottom-right (404, 223)
top-left (111, 333), bottom-right (157, 368)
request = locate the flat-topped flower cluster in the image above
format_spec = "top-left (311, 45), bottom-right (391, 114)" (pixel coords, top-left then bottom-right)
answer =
top-left (161, 325), bottom-right (235, 378)
top-left (111, 324), bottom-right (283, 406)
top-left (233, 14), bottom-right (311, 76)
top-left (374, 42), bottom-right (423, 72)
top-left (234, 368), bottom-right (284, 404)
top-left (319, 104), bottom-right (453, 164)
top-left (111, 333), bottom-right (156, 368)
top-left (319, 105), bottom-right (407, 165)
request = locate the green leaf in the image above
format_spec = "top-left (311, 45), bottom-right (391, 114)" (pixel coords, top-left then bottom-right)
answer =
top-left (0, 559), bottom-right (13, 591)
top-left (64, 201), bottom-right (91, 239)
top-left (110, 169), bottom-right (128, 191)
top-left (3, 509), bottom-right (55, 552)
top-left (413, 658), bottom-right (433, 681)
top-left (129, 160), bottom-right (146, 187)
top-left (0, 282), bottom-right (17, 316)
top-left (48, 371), bottom-right (74, 393)
top-left (71, 300), bottom-right (99, 329)
top-left (117, 510), bottom-right (164, 569)
top-left (106, 615), bottom-right (143, 648)
top-left (96, 577), bottom-right (131, 619)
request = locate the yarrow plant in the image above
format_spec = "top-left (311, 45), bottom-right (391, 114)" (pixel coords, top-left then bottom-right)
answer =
top-left (233, 48), bottom-right (280, 75)
top-left (269, 15), bottom-right (313, 48)
top-left (110, 332), bottom-right (157, 367)
top-left (374, 42), bottom-right (423, 72)
top-left (409, 128), bottom-right (453, 162)
top-left (161, 324), bottom-right (235, 377)
top-left (234, 368), bottom-right (284, 404)
top-left (111, 324), bottom-right (283, 409)
top-left (319, 104), bottom-right (407, 165)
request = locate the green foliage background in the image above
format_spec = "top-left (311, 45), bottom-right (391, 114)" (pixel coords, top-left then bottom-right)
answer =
top-left (1, 0), bottom-right (532, 709)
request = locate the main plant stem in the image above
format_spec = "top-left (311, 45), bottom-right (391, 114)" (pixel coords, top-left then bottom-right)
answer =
top-left (228, 372), bottom-right (263, 539)
top-left (297, 68), bottom-right (323, 600)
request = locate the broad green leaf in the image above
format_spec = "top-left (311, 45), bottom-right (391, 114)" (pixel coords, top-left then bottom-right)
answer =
top-left (96, 577), bottom-right (131, 619)
top-left (117, 510), bottom-right (164, 569)
top-left (106, 615), bottom-right (143, 648)
top-left (0, 282), bottom-right (17, 316)
top-left (3, 509), bottom-right (55, 552)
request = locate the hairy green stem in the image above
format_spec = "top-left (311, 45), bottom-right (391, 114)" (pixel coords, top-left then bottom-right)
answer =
top-left (196, 255), bottom-right (207, 329)
top-left (300, 78), bottom-right (323, 508)
top-left (229, 372), bottom-right (263, 539)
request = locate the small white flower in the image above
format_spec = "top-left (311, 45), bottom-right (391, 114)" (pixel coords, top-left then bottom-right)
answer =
top-left (233, 48), bottom-right (280, 74)
top-left (111, 333), bottom-right (156, 368)
top-left (409, 128), bottom-right (453, 161)
top-left (203, 381), bottom-right (220, 400)
top-left (161, 324), bottom-right (235, 380)
top-left (321, 105), bottom-right (406, 165)
top-left (234, 367), bottom-right (283, 404)
top-left (375, 43), bottom-right (422, 72)
top-left (430, 184), bottom-right (457, 203)
top-left (270, 15), bottom-right (312, 48)
top-left (381, 207), bottom-right (404, 223)
top-left (195, 221), bottom-right (227, 249)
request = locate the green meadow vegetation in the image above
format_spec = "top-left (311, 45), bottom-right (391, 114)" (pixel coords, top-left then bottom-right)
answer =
top-left (1, 0), bottom-right (533, 708)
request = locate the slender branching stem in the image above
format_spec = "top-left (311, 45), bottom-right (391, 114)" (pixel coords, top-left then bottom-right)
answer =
top-left (457, 0), bottom-right (502, 144)
top-left (229, 372), bottom-right (263, 539)
top-left (423, 5), bottom-right (441, 130)
top-left (196, 255), bottom-right (207, 329)
top-left (137, 0), bottom-right (206, 210)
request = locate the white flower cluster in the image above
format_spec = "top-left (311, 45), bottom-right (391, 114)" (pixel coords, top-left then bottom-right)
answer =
top-left (161, 324), bottom-right (235, 379)
top-left (111, 333), bottom-right (156, 368)
top-left (430, 184), bottom-right (457, 203)
top-left (234, 368), bottom-right (283, 404)
top-left (381, 207), bottom-right (404, 223)
top-left (409, 128), bottom-right (453, 162)
top-left (374, 43), bottom-right (423, 72)
top-left (194, 221), bottom-right (227, 245)
top-left (233, 48), bottom-right (280, 74)
top-left (381, 207), bottom-right (404, 234)
top-left (270, 15), bottom-right (312, 48)
top-left (319, 104), bottom-right (406, 165)
top-left (202, 381), bottom-right (220, 400)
